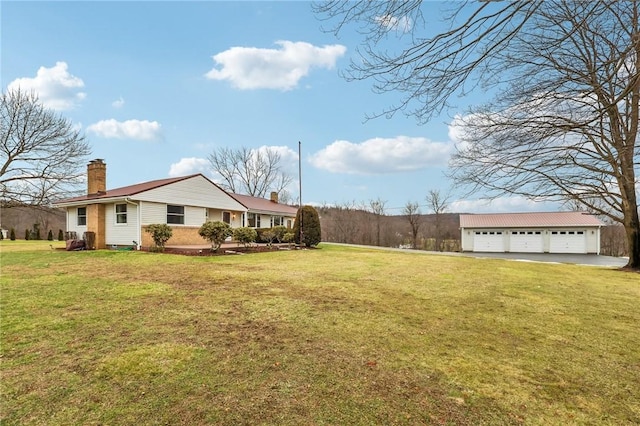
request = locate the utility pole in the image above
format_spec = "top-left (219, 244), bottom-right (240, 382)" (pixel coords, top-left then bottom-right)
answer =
top-left (298, 141), bottom-right (303, 246)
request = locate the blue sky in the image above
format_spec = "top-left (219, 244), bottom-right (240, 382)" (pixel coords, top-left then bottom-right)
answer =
top-left (2, 1), bottom-right (561, 214)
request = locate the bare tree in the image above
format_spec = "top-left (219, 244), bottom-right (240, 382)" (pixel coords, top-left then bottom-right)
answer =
top-left (368, 198), bottom-right (387, 246)
top-left (314, 1), bottom-right (640, 269)
top-left (0, 89), bottom-right (91, 205)
top-left (208, 146), bottom-right (293, 198)
top-left (425, 189), bottom-right (450, 252)
top-left (403, 201), bottom-right (422, 249)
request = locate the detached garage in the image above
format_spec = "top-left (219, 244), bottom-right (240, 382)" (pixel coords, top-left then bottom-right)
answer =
top-left (460, 212), bottom-right (602, 254)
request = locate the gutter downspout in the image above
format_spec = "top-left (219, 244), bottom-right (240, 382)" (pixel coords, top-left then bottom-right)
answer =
top-left (125, 197), bottom-right (141, 250)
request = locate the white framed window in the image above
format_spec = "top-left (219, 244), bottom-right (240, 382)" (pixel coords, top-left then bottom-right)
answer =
top-left (77, 207), bottom-right (87, 226)
top-left (115, 204), bottom-right (127, 224)
top-left (271, 216), bottom-right (284, 227)
top-left (247, 213), bottom-right (260, 228)
top-left (167, 205), bottom-right (185, 224)
top-left (222, 211), bottom-right (231, 224)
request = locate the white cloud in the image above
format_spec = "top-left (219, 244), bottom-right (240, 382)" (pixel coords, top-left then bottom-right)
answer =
top-left (309, 136), bottom-right (451, 175)
top-left (205, 40), bottom-right (347, 90)
top-left (112, 96), bottom-right (125, 108)
top-left (8, 61), bottom-right (86, 110)
top-left (169, 157), bottom-right (209, 177)
top-left (86, 119), bottom-right (162, 141)
top-left (254, 145), bottom-right (299, 172)
top-left (375, 14), bottom-right (413, 32)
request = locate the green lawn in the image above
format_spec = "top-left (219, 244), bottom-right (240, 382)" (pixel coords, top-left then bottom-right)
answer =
top-left (1, 241), bottom-right (638, 425)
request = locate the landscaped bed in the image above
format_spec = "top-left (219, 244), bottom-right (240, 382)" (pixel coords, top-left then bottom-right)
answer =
top-left (1, 240), bottom-right (638, 425)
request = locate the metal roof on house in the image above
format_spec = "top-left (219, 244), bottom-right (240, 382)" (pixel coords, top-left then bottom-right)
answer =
top-left (459, 211), bottom-right (603, 228)
top-left (229, 193), bottom-right (298, 216)
top-left (54, 174), bottom-right (207, 204)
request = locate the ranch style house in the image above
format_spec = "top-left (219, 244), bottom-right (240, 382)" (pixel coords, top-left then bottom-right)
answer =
top-left (53, 159), bottom-right (297, 249)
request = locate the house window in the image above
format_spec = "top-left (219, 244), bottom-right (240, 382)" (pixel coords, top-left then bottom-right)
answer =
top-left (222, 211), bottom-right (231, 224)
top-left (77, 207), bottom-right (87, 226)
top-left (271, 216), bottom-right (284, 227)
top-left (115, 204), bottom-right (127, 224)
top-left (167, 205), bottom-right (185, 224)
top-left (248, 213), bottom-right (260, 228)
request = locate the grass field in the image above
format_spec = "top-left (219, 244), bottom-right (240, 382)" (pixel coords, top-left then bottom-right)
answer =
top-left (1, 240), bottom-right (638, 425)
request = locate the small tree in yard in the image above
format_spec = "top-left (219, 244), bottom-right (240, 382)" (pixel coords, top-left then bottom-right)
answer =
top-left (145, 224), bottom-right (173, 252)
top-left (199, 221), bottom-right (232, 252)
top-left (283, 232), bottom-right (295, 247)
top-left (261, 229), bottom-right (277, 247)
top-left (293, 205), bottom-right (321, 247)
top-left (272, 226), bottom-right (287, 243)
top-left (58, 229), bottom-right (64, 241)
top-left (47, 230), bottom-right (53, 241)
top-left (233, 227), bottom-right (257, 248)
top-left (10, 228), bottom-right (15, 241)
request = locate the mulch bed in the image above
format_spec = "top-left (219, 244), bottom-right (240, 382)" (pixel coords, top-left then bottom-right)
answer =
top-left (154, 245), bottom-right (301, 256)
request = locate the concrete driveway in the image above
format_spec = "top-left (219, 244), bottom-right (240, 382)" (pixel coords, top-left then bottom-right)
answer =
top-left (321, 243), bottom-right (628, 268)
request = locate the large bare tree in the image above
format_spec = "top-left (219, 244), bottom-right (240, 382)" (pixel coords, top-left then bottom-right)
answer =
top-left (208, 146), bottom-right (293, 198)
top-left (0, 89), bottom-right (91, 206)
top-left (314, 1), bottom-right (640, 269)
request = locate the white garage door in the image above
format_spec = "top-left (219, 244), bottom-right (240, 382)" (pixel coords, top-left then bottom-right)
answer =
top-left (509, 230), bottom-right (544, 253)
top-left (473, 231), bottom-right (505, 252)
top-left (549, 230), bottom-right (586, 253)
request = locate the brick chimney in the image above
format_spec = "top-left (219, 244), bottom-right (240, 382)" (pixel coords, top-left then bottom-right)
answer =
top-left (86, 159), bottom-right (106, 249)
top-left (87, 159), bottom-right (107, 195)
top-left (270, 191), bottom-right (278, 203)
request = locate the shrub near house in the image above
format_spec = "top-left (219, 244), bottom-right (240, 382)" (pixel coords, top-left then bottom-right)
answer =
top-left (294, 206), bottom-right (321, 247)
top-left (233, 227), bottom-right (257, 247)
top-left (145, 224), bottom-right (173, 252)
top-left (199, 221), bottom-right (232, 252)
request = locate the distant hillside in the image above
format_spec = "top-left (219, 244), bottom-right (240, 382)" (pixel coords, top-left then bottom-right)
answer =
top-left (317, 205), bottom-right (460, 250)
top-left (0, 204), bottom-right (66, 239)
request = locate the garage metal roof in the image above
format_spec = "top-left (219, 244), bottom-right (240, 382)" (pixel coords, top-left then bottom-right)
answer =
top-left (459, 211), bottom-right (603, 228)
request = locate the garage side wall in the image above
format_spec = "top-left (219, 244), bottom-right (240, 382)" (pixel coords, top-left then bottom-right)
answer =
top-left (586, 227), bottom-right (600, 254)
top-left (461, 226), bottom-right (601, 254)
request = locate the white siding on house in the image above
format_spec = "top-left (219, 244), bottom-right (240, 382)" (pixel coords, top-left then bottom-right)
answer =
top-left (258, 214), bottom-right (269, 229)
top-left (208, 208), bottom-right (243, 228)
top-left (136, 175), bottom-right (246, 211)
top-left (105, 202), bottom-right (140, 246)
top-left (142, 202), bottom-right (245, 228)
top-left (66, 206), bottom-right (87, 238)
top-left (140, 201), bottom-right (167, 225)
top-left (185, 205), bottom-right (206, 226)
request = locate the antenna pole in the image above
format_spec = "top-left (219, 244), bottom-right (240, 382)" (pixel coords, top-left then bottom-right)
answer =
top-left (298, 141), bottom-right (303, 246)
